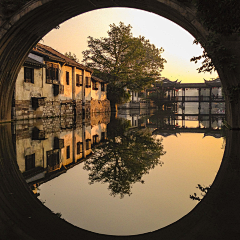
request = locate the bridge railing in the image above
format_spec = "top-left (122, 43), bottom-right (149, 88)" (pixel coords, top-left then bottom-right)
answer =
top-left (161, 96), bottom-right (224, 102)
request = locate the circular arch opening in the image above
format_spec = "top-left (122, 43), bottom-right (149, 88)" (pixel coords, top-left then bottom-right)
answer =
top-left (0, 1), bottom-right (237, 239)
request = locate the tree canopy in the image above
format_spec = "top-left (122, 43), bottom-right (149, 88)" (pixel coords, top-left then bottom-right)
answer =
top-left (64, 52), bottom-right (79, 63)
top-left (82, 22), bottom-right (166, 105)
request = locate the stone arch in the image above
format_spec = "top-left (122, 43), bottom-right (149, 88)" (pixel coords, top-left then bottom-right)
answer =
top-left (0, 1), bottom-right (240, 239)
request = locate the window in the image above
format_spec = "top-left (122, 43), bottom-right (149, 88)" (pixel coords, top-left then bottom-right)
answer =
top-left (59, 85), bottom-right (64, 94)
top-left (85, 77), bottom-right (91, 88)
top-left (24, 67), bottom-right (34, 83)
top-left (66, 145), bottom-right (70, 159)
top-left (47, 149), bottom-right (60, 170)
top-left (93, 135), bottom-right (99, 145)
top-left (77, 142), bottom-right (83, 155)
top-left (54, 137), bottom-right (64, 149)
top-left (46, 63), bottom-right (59, 84)
top-left (101, 83), bottom-right (105, 91)
top-left (92, 81), bottom-right (98, 90)
top-left (25, 154), bottom-right (35, 171)
top-left (66, 71), bottom-right (69, 85)
top-left (86, 139), bottom-right (91, 150)
top-left (31, 126), bottom-right (45, 140)
top-left (76, 74), bottom-right (83, 86)
top-left (101, 132), bottom-right (106, 141)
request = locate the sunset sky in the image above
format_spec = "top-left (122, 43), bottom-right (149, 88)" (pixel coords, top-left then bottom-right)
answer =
top-left (42, 7), bottom-right (218, 83)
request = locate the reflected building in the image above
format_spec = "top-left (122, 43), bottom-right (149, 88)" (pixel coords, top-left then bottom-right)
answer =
top-left (14, 113), bottom-right (109, 186)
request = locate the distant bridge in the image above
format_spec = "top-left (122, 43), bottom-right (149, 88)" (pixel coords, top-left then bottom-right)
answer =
top-left (152, 127), bottom-right (223, 138)
top-left (161, 96), bottom-right (225, 103)
top-left (147, 79), bottom-right (225, 105)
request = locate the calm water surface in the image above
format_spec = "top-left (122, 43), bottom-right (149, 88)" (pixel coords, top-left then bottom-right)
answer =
top-left (15, 108), bottom-right (225, 235)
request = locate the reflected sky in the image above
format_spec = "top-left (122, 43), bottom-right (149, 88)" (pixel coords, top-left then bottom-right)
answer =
top-left (16, 110), bottom-right (225, 236)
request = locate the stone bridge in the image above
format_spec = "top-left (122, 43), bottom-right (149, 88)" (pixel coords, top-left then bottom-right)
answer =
top-left (0, 1), bottom-right (240, 239)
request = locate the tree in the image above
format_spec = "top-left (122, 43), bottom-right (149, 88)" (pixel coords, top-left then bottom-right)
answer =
top-left (185, 0), bottom-right (240, 73)
top-left (83, 118), bottom-right (165, 198)
top-left (64, 52), bottom-right (79, 62)
top-left (82, 22), bottom-right (166, 108)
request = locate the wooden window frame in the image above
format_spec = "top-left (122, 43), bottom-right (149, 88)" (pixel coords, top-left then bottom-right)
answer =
top-left (47, 149), bottom-right (60, 171)
top-left (85, 77), bottom-right (91, 88)
top-left (25, 153), bottom-right (35, 171)
top-left (86, 139), bottom-right (91, 150)
top-left (77, 142), bottom-right (83, 155)
top-left (46, 63), bottom-right (59, 84)
top-left (92, 81), bottom-right (98, 90)
top-left (24, 67), bottom-right (34, 83)
top-left (76, 74), bottom-right (83, 86)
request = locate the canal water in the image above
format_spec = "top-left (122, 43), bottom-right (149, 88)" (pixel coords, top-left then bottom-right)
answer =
top-left (14, 104), bottom-right (225, 236)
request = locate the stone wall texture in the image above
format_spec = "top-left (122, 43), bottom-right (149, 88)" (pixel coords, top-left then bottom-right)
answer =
top-left (13, 99), bottom-right (110, 120)
top-left (90, 99), bottom-right (111, 113)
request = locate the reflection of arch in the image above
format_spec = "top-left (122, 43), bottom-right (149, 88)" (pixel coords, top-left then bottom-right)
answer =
top-left (1, 124), bottom-right (240, 239)
top-left (0, 1), bottom-right (240, 239)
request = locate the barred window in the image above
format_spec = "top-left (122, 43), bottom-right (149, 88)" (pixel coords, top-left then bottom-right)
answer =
top-left (76, 74), bottom-right (83, 86)
top-left (46, 63), bottom-right (59, 83)
top-left (24, 67), bottom-right (34, 83)
top-left (85, 77), bottom-right (91, 88)
top-left (92, 81), bottom-right (98, 90)
top-left (47, 149), bottom-right (60, 170)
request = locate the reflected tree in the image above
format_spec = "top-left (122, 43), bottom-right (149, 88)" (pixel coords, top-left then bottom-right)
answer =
top-left (83, 119), bottom-right (165, 198)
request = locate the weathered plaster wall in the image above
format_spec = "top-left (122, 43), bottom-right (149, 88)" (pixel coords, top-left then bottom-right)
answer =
top-left (90, 99), bottom-right (110, 113)
top-left (91, 84), bottom-right (107, 100)
top-left (61, 65), bottom-right (73, 99)
top-left (75, 68), bottom-right (83, 100)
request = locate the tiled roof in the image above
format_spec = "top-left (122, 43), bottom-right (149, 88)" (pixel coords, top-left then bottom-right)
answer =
top-left (24, 57), bottom-right (45, 68)
top-left (91, 75), bottom-right (107, 83)
top-left (32, 43), bottom-right (93, 73)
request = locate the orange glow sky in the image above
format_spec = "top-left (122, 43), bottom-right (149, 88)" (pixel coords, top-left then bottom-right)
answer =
top-left (42, 7), bottom-right (218, 83)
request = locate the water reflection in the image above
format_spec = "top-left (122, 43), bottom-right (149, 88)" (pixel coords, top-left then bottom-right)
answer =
top-left (83, 118), bottom-right (165, 198)
top-left (14, 113), bottom-right (109, 189)
top-left (13, 107), bottom-right (225, 235)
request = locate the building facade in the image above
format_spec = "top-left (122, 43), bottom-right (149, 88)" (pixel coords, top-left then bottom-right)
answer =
top-left (14, 113), bottom-right (110, 186)
top-left (12, 43), bottom-right (110, 120)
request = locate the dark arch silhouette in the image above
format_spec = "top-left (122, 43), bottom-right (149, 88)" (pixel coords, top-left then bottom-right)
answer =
top-left (0, 1), bottom-right (240, 239)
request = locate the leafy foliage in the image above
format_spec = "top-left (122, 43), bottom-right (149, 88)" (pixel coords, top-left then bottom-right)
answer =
top-left (190, 184), bottom-right (211, 201)
top-left (194, 0), bottom-right (240, 35)
top-left (83, 118), bottom-right (165, 198)
top-left (177, 0), bottom-right (240, 73)
top-left (177, 0), bottom-right (240, 35)
top-left (64, 52), bottom-right (79, 63)
top-left (190, 36), bottom-right (236, 73)
top-left (190, 39), bottom-right (216, 74)
top-left (82, 22), bottom-right (166, 105)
